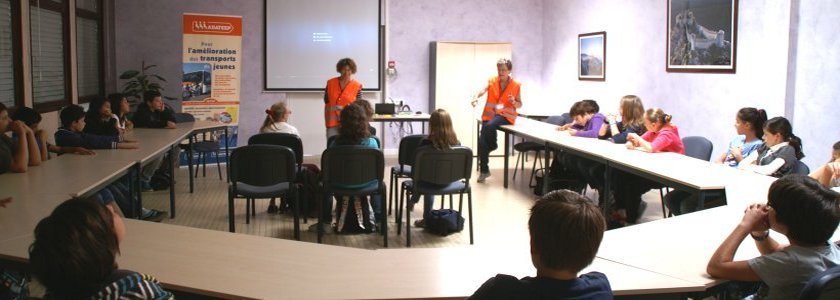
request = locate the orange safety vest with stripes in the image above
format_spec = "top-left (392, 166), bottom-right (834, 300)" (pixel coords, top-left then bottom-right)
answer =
top-left (482, 76), bottom-right (520, 124)
top-left (324, 77), bottom-right (362, 128)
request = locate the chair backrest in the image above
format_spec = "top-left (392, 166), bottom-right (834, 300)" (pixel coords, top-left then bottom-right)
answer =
top-left (248, 133), bottom-right (304, 165)
top-left (321, 146), bottom-right (384, 189)
top-left (412, 146), bottom-right (474, 185)
top-left (545, 113), bottom-right (572, 126)
top-left (229, 144), bottom-right (296, 187)
top-left (682, 136), bottom-right (714, 161)
top-left (173, 112), bottom-right (195, 123)
top-left (800, 265), bottom-right (840, 300)
top-left (794, 160), bottom-right (810, 175)
top-left (398, 134), bottom-right (428, 166)
top-left (328, 135), bottom-right (382, 149)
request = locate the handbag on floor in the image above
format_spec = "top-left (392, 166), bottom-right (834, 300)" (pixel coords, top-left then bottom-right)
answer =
top-left (425, 209), bottom-right (464, 236)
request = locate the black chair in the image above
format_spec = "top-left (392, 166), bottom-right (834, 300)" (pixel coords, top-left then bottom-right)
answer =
top-left (389, 135), bottom-right (427, 219)
top-left (248, 133), bottom-right (306, 220)
top-left (659, 136), bottom-right (714, 217)
top-left (800, 265), bottom-right (840, 299)
top-left (227, 144), bottom-right (300, 240)
top-left (320, 146), bottom-right (388, 247)
top-left (174, 113), bottom-right (223, 180)
top-left (400, 146), bottom-right (473, 247)
top-left (794, 160), bottom-right (811, 175)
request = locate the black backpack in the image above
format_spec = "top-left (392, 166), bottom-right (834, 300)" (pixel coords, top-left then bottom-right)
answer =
top-left (425, 209), bottom-right (465, 236)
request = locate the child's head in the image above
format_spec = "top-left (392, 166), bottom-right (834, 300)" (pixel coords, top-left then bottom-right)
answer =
top-left (29, 197), bottom-right (125, 298)
top-left (529, 190), bottom-right (606, 275)
top-left (261, 101), bottom-right (290, 130)
top-left (569, 100), bottom-right (598, 125)
top-left (353, 99), bottom-right (374, 120)
top-left (10, 106), bottom-right (42, 130)
top-left (832, 141), bottom-right (840, 162)
top-left (338, 103), bottom-right (369, 141)
top-left (429, 108), bottom-right (459, 150)
top-left (763, 117), bottom-right (804, 159)
top-left (735, 107), bottom-right (767, 138)
top-left (143, 90), bottom-right (164, 111)
top-left (107, 93), bottom-right (129, 116)
top-left (59, 104), bottom-right (86, 132)
top-left (87, 97), bottom-right (112, 119)
top-left (0, 103), bottom-right (9, 132)
top-left (766, 175), bottom-right (840, 246)
top-left (643, 108), bottom-right (672, 132)
top-left (619, 95), bottom-right (645, 127)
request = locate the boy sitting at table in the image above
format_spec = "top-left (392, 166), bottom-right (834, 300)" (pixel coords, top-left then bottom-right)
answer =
top-left (707, 174), bottom-right (840, 299)
top-left (132, 91), bottom-right (177, 191)
top-left (470, 190), bottom-right (612, 299)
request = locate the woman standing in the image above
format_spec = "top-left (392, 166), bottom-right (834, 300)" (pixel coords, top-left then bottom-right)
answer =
top-left (324, 58), bottom-right (363, 140)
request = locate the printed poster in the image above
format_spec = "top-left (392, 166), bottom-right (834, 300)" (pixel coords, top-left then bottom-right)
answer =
top-left (182, 13), bottom-right (242, 125)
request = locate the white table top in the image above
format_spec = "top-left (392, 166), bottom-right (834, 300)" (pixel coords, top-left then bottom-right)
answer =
top-left (373, 113), bottom-right (431, 121)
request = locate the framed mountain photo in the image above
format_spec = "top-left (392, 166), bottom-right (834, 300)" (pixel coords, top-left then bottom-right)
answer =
top-left (667, 0), bottom-right (738, 73)
top-left (578, 31), bottom-right (606, 81)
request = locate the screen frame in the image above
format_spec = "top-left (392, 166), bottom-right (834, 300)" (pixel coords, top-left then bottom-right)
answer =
top-left (263, 0), bottom-right (383, 92)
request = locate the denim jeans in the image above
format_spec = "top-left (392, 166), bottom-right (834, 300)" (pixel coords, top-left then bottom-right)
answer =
top-left (478, 115), bottom-right (511, 173)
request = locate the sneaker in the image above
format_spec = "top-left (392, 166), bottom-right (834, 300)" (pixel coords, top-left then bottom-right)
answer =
top-left (140, 181), bottom-right (153, 192)
top-left (414, 219), bottom-right (425, 228)
top-left (477, 172), bottom-right (491, 183)
top-left (141, 209), bottom-right (167, 222)
top-left (267, 204), bottom-right (279, 214)
top-left (307, 222), bottom-right (333, 233)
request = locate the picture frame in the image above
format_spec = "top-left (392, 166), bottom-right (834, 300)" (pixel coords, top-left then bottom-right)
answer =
top-left (666, 0), bottom-right (738, 73)
top-left (578, 31), bottom-right (606, 81)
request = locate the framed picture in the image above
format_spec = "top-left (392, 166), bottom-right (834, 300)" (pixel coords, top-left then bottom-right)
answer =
top-left (666, 0), bottom-right (738, 73)
top-left (578, 31), bottom-right (606, 81)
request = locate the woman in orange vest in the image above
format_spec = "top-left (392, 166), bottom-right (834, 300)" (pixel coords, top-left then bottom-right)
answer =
top-left (472, 58), bottom-right (522, 183)
top-left (324, 58), bottom-right (363, 140)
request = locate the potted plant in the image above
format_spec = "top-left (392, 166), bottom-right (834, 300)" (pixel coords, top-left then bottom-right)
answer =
top-left (119, 60), bottom-right (176, 104)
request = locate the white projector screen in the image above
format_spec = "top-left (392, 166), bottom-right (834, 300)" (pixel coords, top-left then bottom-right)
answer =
top-left (265, 0), bottom-right (381, 91)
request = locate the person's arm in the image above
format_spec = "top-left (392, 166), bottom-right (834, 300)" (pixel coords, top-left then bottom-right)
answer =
top-left (116, 142), bottom-right (139, 149)
top-left (730, 146), bottom-right (745, 163)
top-left (630, 132), bottom-right (655, 152)
top-left (810, 162), bottom-right (840, 187)
top-left (35, 129), bottom-right (49, 162)
top-left (574, 114), bottom-right (605, 138)
top-left (598, 123), bottom-right (609, 138)
top-left (163, 109), bottom-right (177, 129)
top-left (23, 126), bottom-right (41, 166)
top-left (471, 86), bottom-right (489, 107)
top-left (738, 151), bottom-right (759, 170)
top-left (511, 91), bottom-right (522, 109)
top-left (79, 133), bottom-right (121, 149)
top-left (706, 204), bottom-right (769, 281)
top-left (8, 121), bottom-right (29, 173)
top-left (748, 158), bottom-right (786, 176)
top-left (714, 152), bottom-right (728, 164)
top-left (49, 144), bottom-right (96, 155)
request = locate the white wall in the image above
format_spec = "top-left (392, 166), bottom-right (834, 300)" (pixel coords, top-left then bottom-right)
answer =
top-left (542, 0), bottom-right (798, 165)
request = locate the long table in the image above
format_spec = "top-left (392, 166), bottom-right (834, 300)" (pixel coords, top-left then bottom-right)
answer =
top-left (0, 117), bottom-right (801, 298)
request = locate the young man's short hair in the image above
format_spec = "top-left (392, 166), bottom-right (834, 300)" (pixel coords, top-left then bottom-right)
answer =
top-left (569, 100), bottom-right (598, 117)
top-left (767, 174), bottom-right (840, 246)
top-left (11, 106), bottom-right (42, 127)
top-left (529, 190), bottom-right (606, 273)
top-left (143, 90), bottom-right (162, 103)
top-left (59, 105), bottom-right (86, 128)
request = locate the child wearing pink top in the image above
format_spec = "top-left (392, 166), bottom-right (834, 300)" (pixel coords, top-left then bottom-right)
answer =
top-left (610, 108), bottom-right (684, 227)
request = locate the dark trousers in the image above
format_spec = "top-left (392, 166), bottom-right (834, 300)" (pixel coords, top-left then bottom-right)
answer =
top-left (613, 170), bottom-right (663, 222)
top-left (478, 115), bottom-right (510, 173)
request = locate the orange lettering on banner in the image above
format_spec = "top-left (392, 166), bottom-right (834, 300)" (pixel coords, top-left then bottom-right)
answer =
top-left (183, 14), bottom-right (242, 36)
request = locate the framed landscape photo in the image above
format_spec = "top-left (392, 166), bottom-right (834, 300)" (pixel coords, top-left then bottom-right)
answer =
top-left (578, 31), bottom-right (606, 81)
top-left (666, 0), bottom-right (738, 73)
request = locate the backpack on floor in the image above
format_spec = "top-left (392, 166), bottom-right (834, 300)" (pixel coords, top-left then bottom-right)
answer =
top-left (150, 153), bottom-right (172, 191)
top-left (425, 209), bottom-right (465, 236)
top-left (334, 196), bottom-right (377, 234)
top-left (296, 163), bottom-right (323, 217)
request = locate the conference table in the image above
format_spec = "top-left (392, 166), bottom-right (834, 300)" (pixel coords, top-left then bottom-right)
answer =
top-left (0, 116), bottom-right (818, 299)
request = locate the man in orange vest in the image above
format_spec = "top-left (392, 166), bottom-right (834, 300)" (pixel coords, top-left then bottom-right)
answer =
top-left (324, 58), bottom-right (363, 141)
top-left (472, 58), bottom-right (522, 183)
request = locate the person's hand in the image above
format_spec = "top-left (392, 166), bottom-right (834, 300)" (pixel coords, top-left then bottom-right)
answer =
top-left (625, 141), bottom-right (635, 150)
top-left (125, 120), bottom-right (134, 130)
top-left (606, 114), bottom-right (617, 124)
top-left (730, 146), bottom-right (742, 158)
top-left (556, 124), bottom-right (571, 131)
top-left (0, 196), bottom-right (11, 208)
top-left (165, 121), bottom-right (177, 129)
top-left (741, 203), bottom-right (770, 233)
top-left (470, 98), bottom-right (478, 107)
top-left (627, 133), bottom-right (640, 142)
top-left (568, 129), bottom-right (577, 136)
top-left (828, 162), bottom-right (840, 179)
top-left (35, 128), bottom-right (47, 140)
top-left (9, 121), bottom-right (26, 134)
top-left (65, 147), bottom-right (96, 155)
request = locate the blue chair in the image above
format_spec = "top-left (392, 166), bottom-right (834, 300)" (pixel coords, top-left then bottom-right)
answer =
top-left (400, 146), bottom-right (474, 247)
top-left (660, 136), bottom-right (714, 217)
top-left (227, 144), bottom-right (300, 240)
top-left (799, 265), bottom-right (840, 299)
top-left (795, 160), bottom-right (810, 175)
top-left (320, 146), bottom-right (388, 247)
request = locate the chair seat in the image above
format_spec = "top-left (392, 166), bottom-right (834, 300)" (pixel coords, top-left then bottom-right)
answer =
top-left (390, 165), bottom-right (412, 176)
top-left (194, 141), bottom-right (220, 152)
top-left (514, 141), bottom-right (543, 152)
top-left (233, 182), bottom-right (291, 198)
top-left (404, 180), bottom-right (467, 194)
top-left (327, 181), bottom-right (383, 196)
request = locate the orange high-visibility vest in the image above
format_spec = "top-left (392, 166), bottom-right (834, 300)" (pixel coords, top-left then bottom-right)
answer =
top-left (482, 76), bottom-right (520, 124)
top-left (324, 77), bottom-right (362, 128)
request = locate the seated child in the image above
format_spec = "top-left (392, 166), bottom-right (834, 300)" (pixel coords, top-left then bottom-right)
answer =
top-left (707, 175), bottom-right (840, 299)
top-left (28, 197), bottom-right (173, 299)
top-left (470, 190), bottom-right (612, 299)
top-left (739, 117), bottom-right (804, 177)
top-left (11, 106), bottom-right (95, 159)
top-left (810, 141), bottom-right (840, 192)
top-left (0, 103), bottom-right (40, 174)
